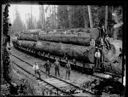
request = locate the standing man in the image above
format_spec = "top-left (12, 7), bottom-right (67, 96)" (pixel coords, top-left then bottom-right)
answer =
top-left (101, 25), bottom-right (106, 38)
top-left (33, 62), bottom-right (41, 79)
top-left (90, 38), bottom-right (95, 47)
top-left (44, 60), bottom-right (51, 78)
top-left (104, 34), bottom-right (111, 50)
top-left (65, 60), bottom-right (71, 80)
top-left (54, 58), bottom-right (60, 77)
top-left (100, 37), bottom-right (104, 64)
top-left (94, 48), bottom-right (101, 71)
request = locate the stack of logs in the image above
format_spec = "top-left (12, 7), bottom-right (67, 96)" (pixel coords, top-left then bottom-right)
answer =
top-left (13, 28), bottom-right (122, 75)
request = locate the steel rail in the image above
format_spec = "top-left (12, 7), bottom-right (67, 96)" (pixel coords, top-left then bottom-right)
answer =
top-left (11, 53), bottom-right (95, 95)
top-left (12, 61), bottom-right (73, 96)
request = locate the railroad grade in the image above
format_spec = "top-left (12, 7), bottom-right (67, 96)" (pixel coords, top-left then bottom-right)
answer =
top-left (11, 60), bottom-right (72, 96)
top-left (10, 47), bottom-right (124, 96)
top-left (11, 61), bottom-right (72, 96)
top-left (10, 49), bottom-right (96, 96)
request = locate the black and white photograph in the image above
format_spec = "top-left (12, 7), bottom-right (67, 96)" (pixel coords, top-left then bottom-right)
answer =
top-left (1, 1), bottom-right (126, 96)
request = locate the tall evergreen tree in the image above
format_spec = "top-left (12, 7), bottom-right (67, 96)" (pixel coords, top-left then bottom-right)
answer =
top-left (26, 13), bottom-right (35, 29)
top-left (12, 7), bottom-right (25, 33)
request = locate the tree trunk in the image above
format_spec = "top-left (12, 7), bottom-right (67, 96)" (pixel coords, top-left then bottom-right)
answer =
top-left (88, 6), bottom-right (93, 28)
top-left (67, 6), bottom-right (72, 28)
top-left (105, 6), bottom-right (108, 32)
top-left (83, 6), bottom-right (88, 29)
top-left (41, 6), bottom-right (45, 30)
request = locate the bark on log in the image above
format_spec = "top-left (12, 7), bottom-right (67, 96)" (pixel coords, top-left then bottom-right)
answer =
top-left (13, 38), bottom-right (122, 64)
top-left (13, 40), bottom-right (122, 75)
top-left (39, 34), bottom-right (90, 46)
top-left (17, 28), bottom-right (100, 46)
top-left (18, 34), bottom-right (90, 46)
top-left (103, 39), bottom-right (122, 62)
top-left (103, 59), bottom-right (122, 76)
top-left (16, 40), bottom-right (92, 62)
top-left (18, 34), bottom-right (38, 41)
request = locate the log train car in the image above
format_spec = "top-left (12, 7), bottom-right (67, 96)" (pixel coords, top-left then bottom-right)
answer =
top-left (12, 29), bottom-right (122, 76)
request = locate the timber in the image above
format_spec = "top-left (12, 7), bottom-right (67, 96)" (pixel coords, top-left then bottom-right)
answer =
top-left (15, 40), bottom-right (93, 62)
top-left (38, 34), bottom-right (90, 46)
top-left (17, 28), bottom-right (100, 46)
top-left (13, 38), bottom-right (122, 64)
top-left (13, 39), bottom-right (122, 76)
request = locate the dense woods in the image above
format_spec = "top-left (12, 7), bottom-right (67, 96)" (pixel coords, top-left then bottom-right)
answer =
top-left (10, 5), bottom-right (123, 39)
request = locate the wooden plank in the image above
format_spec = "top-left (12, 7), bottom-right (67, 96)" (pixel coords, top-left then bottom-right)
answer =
top-left (45, 78), bottom-right (69, 88)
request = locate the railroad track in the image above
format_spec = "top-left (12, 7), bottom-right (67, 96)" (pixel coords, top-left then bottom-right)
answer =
top-left (12, 61), bottom-right (71, 96)
top-left (11, 45), bottom-right (123, 96)
top-left (11, 53), bottom-right (95, 96)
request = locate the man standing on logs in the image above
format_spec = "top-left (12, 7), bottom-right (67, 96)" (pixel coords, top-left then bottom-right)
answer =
top-left (33, 62), bottom-right (41, 79)
top-left (54, 58), bottom-right (60, 77)
top-left (44, 60), bottom-right (51, 78)
top-left (65, 60), bottom-right (71, 80)
top-left (104, 34), bottom-right (111, 50)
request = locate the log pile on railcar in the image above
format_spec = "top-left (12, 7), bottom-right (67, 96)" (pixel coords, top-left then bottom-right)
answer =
top-left (12, 28), bottom-right (122, 75)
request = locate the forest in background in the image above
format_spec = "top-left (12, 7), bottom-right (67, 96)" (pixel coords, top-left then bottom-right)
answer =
top-left (10, 5), bottom-right (123, 39)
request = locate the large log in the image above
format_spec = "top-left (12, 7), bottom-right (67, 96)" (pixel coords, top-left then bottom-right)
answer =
top-left (13, 38), bottom-right (122, 63)
top-left (17, 33), bottom-right (91, 46)
top-left (103, 59), bottom-right (122, 76)
top-left (38, 34), bottom-right (91, 46)
top-left (103, 39), bottom-right (122, 62)
top-left (13, 40), bottom-right (123, 75)
top-left (17, 28), bottom-right (100, 46)
top-left (16, 40), bottom-right (92, 62)
top-left (17, 33), bottom-right (38, 41)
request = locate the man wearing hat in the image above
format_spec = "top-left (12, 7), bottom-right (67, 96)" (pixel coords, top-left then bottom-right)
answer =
top-left (33, 62), bottom-right (41, 79)
top-left (54, 58), bottom-right (60, 77)
top-left (65, 60), bottom-right (71, 80)
top-left (44, 60), bottom-right (51, 78)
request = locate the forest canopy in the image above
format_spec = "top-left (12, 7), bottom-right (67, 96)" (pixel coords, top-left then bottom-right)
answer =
top-left (10, 5), bottom-right (123, 39)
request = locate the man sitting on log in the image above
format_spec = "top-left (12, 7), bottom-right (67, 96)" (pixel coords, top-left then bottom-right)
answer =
top-left (33, 62), bottom-right (41, 79)
top-left (44, 60), bottom-right (51, 78)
